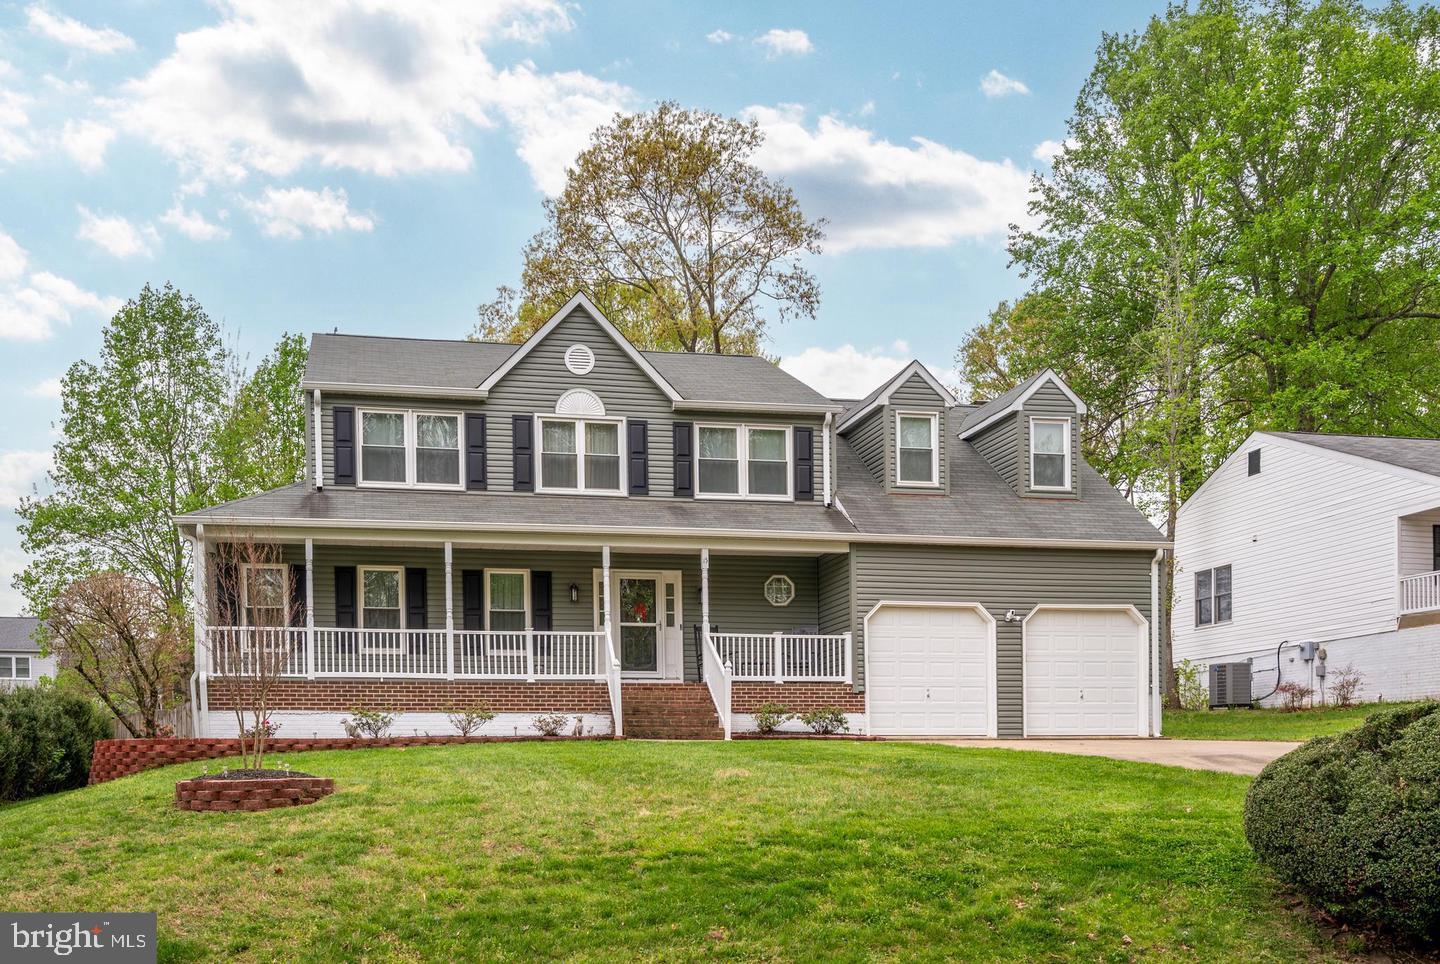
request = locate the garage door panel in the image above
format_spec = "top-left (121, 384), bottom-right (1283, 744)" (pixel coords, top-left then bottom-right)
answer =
top-left (868, 605), bottom-right (992, 736)
top-left (1025, 608), bottom-right (1142, 737)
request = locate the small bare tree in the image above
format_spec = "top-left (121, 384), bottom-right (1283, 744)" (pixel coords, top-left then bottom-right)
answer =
top-left (47, 571), bottom-right (190, 737)
top-left (204, 535), bottom-right (300, 770)
top-left (1328, 665), bottom-right (1365, 708)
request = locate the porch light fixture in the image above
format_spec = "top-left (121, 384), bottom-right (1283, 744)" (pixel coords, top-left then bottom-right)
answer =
top-left (569, 582), bottom-right (580, 603)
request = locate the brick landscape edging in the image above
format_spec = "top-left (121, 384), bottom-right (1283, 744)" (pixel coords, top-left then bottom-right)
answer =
top-left (174, 775), bottom-right (335, 812)
top-left (89, 734), bottom-right (612, 785)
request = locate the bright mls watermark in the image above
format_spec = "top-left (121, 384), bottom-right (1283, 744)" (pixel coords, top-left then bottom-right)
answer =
top-left (2, 914), bottom-right (155, 962)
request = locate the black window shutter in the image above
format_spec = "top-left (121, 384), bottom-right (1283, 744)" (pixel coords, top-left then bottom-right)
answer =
top-left (512, 415), bottom-right (534, 492)
top-left (794, 426), bottom-right (814, 501)
top-left (673, 421), bottom-right (693, 497)
top-left (288, 563), bottom-right (306, 627)
top-left (335, 566), bottom-right (357, 628)
top-left (462, 570), bottom-right (485, 631)
top-left (333, 406), bottom-right (355, 485)
top-left (405, 567), bottom-right (428, 630)
top-left (628, 421), bottom-right (649, 495)
top-left (1433, 524), bottom-right (1440, 572)
top-left (532, 571), bottom-right (553, 631)
top-left (465, 413), bottom-right (487, 490)
top-left (215, 560), bottom-right (238, 625)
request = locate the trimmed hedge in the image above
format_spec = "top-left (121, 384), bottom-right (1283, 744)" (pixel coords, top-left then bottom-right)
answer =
top-left (0, 686), bottom-right (112, 800)
top-left (1244, 701), bottom-right (1440, 944)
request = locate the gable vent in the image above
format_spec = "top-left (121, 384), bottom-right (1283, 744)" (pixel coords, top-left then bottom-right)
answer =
top-left (1248, 449), bottom-right (1261, 476)
top-left (564, 344), bottom-right (596, 375)
top-left (555, 388), bottom-right (605, 416)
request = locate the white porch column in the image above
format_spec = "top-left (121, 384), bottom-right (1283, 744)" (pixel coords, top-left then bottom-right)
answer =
top-left (304, 538), bottom-right (315, 679)
top-left (700, 548), bottom-right (711, 642)
top-left (190, 526), bottom-right (207, 673)
top-left (602, 544), bottom-right (613, 649)
top-left (444, 541), bottom-right (455, 680)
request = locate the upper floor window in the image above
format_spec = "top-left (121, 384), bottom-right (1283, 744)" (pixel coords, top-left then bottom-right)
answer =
top-left (896, 412), bottom-right (939, 486)
top-left (1030, 417), bottom-right (1071, 490)
top-left (242, 563), bottom-right (288, 627)
top-left (0, 655), bottom-right (29, 680)
top-left (697, 424), bottom-right (791, 500)
top-left (1195, 565), bottom-right (1232, 626)
top-left (359, 409), bottom-right (461, 489)
top-left (538, 418), bottom-right (623, 494)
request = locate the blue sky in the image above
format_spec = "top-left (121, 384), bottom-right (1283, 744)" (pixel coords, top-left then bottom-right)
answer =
top-left (0, 0), bottom-right (1173, 612)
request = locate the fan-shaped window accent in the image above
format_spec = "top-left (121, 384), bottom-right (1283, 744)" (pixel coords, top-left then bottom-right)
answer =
top-left (555, 389), bottom-right (606, 417)
top-left (564, 344), bottom-right (596, 375)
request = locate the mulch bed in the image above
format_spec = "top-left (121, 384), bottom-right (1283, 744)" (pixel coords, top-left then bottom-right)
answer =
top-left (199, 768), bottom-right (319, 780)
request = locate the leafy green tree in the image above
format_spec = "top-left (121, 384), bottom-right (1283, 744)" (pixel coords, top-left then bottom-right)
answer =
top-left (213, 332), bottom-right (309, 503)
top-left (475, 101), bottom-right (825, 354)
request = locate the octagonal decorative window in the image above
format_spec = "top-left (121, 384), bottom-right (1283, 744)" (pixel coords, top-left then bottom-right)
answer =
top-left (564, 344), bottom-right (596, 375)
top-left (764, 574), bottom-right (796, 607)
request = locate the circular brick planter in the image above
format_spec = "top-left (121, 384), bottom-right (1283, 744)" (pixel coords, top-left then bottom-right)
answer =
top-left (175, 775), bottom-right (334, 812)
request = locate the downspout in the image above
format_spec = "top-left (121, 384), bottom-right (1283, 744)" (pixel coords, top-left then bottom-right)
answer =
top-left (822, 411), bottom-right (833, 507)
top-left (1151, 548), bottom-right (1163, 736)
top-left (313, 388), bottom-right (324, 490)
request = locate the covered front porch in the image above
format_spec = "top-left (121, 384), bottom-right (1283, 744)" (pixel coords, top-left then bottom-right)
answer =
top-left (1399, 504), bottom-right (1440, 619)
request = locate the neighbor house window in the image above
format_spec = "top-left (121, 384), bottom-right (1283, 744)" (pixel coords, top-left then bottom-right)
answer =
top-left (0, 656), bottom-right (27, 679)
top-left (696, 424), bottom-right (791, 500)
top-left (360, 567), bottom-right (403, 629)
top-left (1195, 565), bottom-right (1232, 626)
top-left (358, 410), bottom-right (462, 489)
top-left (1030, 418), bottom-right (1071, 490)
top-left (241, 564), bottom-right (288, 627)
top-left (538, 418), bottom-right (623, 494)
top-left (896, 412), bottom-right (939, 486)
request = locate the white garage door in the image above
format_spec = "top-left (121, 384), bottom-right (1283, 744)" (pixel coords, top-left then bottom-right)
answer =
top-left (867, 605), bottom-right (992, 736)
top-left (1025, 608), bottom-right (1143, 736)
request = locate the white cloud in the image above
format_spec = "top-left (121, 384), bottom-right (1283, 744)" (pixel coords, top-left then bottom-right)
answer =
top-left (0, 450), bottom-right (50, 509)
top-left (26, 376), bottom-right (62, 399)
top-left (747, 105), bottom-right (1032, 251)
top-left (1031, 138), bottom-right (1070, 163)
top-left (780, 343), bottom-right (952, 400)
top-left (0, 546), bottom-right (33, 615)
top-left (160, 202), bottom-right (230, 241)
top-left (755, 28), bottom-right (813, 58)
top-left (244, 186), bottom-right (376, 239)
top-left (26, 5), bottom-right (135, 54)
top-left (857, 99), bottom-right (876, 117)
top-left (980, 69), bottom-right (1029, 98)
top-left (76, 205), bottom-right (155, 258)
top-left (0, 229), bottom-right (120, 339)
top-left (60, 119), bottom-right (115, 172)
top-left (115, 1), bottom-right (631, 193)
top-left (0, 86), bottom-right (34, 163)
top-left (706, 29), bottom-right (734, 44)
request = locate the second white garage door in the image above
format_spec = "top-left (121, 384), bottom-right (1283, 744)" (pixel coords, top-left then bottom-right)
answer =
top-left (1024, 607), bottom-right (1144, 736)
top-left (867, 604), bottom-right (993, 736)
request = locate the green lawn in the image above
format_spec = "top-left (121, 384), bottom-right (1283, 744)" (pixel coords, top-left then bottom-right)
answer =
top-left (0, 742), bottom-right (1336, 962)
top-left (1164, 701), bottom-right (1431, 741)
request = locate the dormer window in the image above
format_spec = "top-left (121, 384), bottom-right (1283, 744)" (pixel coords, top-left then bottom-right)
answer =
top-left (1030, 417), bottom-right (1071, 490)
top-left (896, 412), bottom-right (939, 487)
top-left (696, 424), bottom-right (791, 500)
top-left (359, 409), bottom-right (462, 489)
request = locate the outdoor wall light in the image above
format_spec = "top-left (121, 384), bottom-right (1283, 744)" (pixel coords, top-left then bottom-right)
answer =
top-left (569, 582), bottom-right (580, 603)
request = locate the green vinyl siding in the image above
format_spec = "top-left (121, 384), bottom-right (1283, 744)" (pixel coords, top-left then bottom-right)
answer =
top-left (818, 552), bottom-right (852, 635)
top-left (851, 544), bottom-right (1152, 736)
top-left (847, 408), bottom-right (887, 485)
top-left (970, 412), bottom-right (1020, 492)
top-left (1021, 380), bottom-right (1081, 498)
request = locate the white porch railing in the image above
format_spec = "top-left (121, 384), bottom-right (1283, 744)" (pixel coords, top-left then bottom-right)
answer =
top-left (603, 630), bottom-right (623, 737)
top-left (1401, 570), bottom-right (1440, 614)
top-left (710, 632), bottom-right (853, 683)
top-left (700, 629), bottom-right (732, 740)
top-left (206, 628), bottom-right (606, 680)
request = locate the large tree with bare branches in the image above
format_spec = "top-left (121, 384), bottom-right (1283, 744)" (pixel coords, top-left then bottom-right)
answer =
top-left (475, 101), bottom-right (825, 354)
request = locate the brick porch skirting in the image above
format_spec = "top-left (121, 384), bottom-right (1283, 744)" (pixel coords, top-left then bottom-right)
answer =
top-left (731, 681), bottom-right (864, 713)
top-left (208, 678), bottom-right (611, 713)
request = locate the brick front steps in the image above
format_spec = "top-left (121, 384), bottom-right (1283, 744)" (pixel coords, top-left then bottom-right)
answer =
top-left (175, 775), bottom-right (335, 812)
top-left (622, 683), bottom-right (724, 740)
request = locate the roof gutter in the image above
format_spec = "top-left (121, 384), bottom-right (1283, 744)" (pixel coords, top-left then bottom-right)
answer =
top-left (671, 399), bottom-right (847, 416)
top-left (300, 380), bottom-right (490, 400)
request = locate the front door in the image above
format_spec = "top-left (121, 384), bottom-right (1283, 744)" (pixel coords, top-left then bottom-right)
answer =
top-left (595, 569), bottom-right (684, 678)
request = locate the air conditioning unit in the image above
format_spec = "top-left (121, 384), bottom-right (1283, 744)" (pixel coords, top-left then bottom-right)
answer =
top-left (1209, 662), bottom-right (1253, 709)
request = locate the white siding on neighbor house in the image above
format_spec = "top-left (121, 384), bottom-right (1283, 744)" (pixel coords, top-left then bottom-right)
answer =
top-left (1173, 433), bottom-right (1440, 667)
top-left (1399, 508), bottom-right (1440, 577)
top-left (0, 649), bottom-right (56, 685)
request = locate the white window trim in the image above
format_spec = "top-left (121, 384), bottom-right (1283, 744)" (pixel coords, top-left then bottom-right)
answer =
top-left (894, 410), bottom-right (941, 488)
top-left (694, 423), bottom-right (794, 502)
top-left (356, 408), bottom-right (464, 491)
top-left (1028, 416), bottom-right (1072, 492)
top-left (485, 569), bottom-right (531, 652)
top-left (535, 415), bottom-right (628, 496)
top-left (0, 655), bottom-right (16, 679)
top-left (358, 565), bottom-right (406, 631)
top-left (13, 656), bottom-right (28, 679)
top-left (239, 563), bottom-right (289, 628)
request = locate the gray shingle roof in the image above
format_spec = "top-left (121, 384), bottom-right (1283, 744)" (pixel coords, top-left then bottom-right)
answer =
top-left (305, 334), bottom-right (518, 391)
top-left (957, 371), bottom-right (1046, 435)
top-left (0, 616), bottom-right (41, 653)
top-left (835, 438), bottom-right (1165, 544)
top-left (641, 351), bottom-right (839, 409)
top-left (1269, 432), bottom-right (1440, 479)
top-left (178, 484), bottom-right (858, 537)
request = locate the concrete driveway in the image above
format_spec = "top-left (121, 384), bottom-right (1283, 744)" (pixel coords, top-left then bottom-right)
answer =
top-left (917, 738), bottom-right (1301, 776)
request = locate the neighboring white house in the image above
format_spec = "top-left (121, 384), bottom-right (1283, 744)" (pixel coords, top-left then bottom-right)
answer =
top-left (0, 616), bottom-right (55, 688)
top-left (1174, 431), bottom-right (1440, 705)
